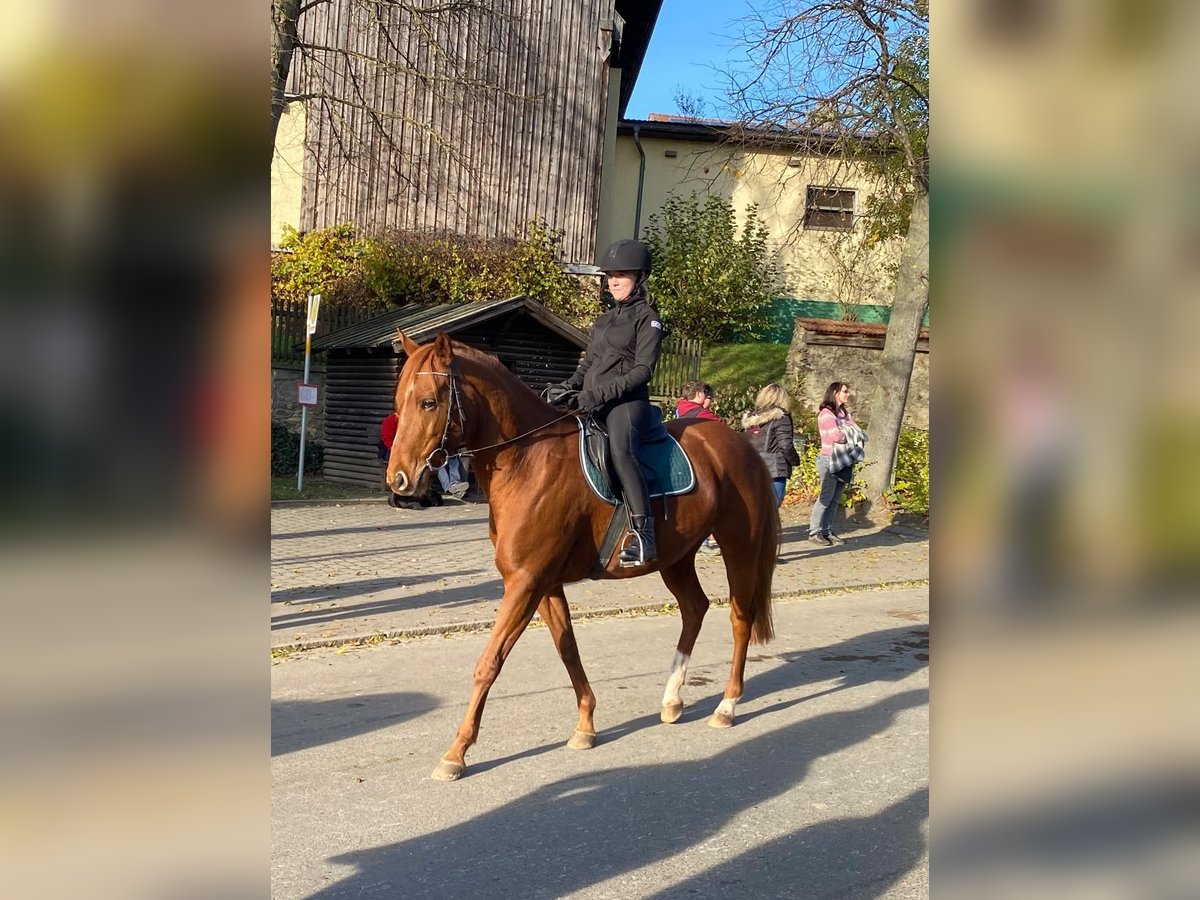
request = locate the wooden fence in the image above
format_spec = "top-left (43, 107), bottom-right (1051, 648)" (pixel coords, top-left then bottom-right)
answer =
top-left (272, 297), bottom-right (374, 365)
top-left (649, 334), bottom-right (704, 405)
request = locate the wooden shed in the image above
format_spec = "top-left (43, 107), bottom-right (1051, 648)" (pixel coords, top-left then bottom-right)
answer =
top-left (310, 296), bottom-right (589, 490)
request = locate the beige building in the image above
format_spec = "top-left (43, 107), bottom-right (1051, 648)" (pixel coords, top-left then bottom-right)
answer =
top-left (597, 117), bottom-right (903, 306)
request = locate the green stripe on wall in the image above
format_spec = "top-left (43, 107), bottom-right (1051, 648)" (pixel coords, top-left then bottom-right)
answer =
top-left (761, 298), bottom-right (931, 343)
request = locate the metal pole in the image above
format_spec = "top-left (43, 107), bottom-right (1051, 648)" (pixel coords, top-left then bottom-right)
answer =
top-left (297, 328), bottom-right (312, 492)
top-left (297, 292), bottom-right (319, 491)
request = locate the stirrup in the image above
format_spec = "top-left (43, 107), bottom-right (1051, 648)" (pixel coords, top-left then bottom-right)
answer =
top-left (618, 531), bottom-right (645, 568)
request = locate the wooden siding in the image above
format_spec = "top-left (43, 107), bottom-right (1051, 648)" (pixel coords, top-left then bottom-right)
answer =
top-left (322, 350), bottom-right (399, 489)
top-left (295, 0), bottom-right (612, 264)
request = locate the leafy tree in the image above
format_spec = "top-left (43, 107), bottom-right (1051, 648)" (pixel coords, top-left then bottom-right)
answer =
top-left (642, 193), bottom-right (782, 343)
top-left (272, 220), bottom-right (596, 328)
top-left (271, 223), bottom-right (376, 309)
top-left (729, 0), bottom-right (929, 520)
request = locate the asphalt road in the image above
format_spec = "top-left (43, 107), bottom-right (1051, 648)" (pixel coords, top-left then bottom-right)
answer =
top-left (272, 585), bottom-right (929, 899)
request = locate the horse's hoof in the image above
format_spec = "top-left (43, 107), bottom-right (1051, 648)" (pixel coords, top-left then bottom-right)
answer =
top-left (567, 730), bottom-right (596, 750)
top-left (708, 711), bottom-right (735, 729)
top-left (431, 759), bottom-right (465, 781)
top-left (661, 702), bottom-right (684, 724)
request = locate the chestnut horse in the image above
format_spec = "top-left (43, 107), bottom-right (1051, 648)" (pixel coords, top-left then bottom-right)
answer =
top-left (387, 332), bottom-right (779, 781)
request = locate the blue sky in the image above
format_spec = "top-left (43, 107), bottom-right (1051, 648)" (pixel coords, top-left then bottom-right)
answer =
top-left (625, 0), bottom-right (756, 120)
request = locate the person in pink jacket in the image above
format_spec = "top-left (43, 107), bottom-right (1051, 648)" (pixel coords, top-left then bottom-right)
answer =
top-left (810, 382), bottom-right (857, 546)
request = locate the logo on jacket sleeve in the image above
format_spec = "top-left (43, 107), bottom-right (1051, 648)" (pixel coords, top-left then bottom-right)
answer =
top-left (650, 320), bottom-right (662, 330)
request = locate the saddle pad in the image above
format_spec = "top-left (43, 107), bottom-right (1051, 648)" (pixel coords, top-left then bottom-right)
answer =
top-left (577, 420), bottom-right (696, 506)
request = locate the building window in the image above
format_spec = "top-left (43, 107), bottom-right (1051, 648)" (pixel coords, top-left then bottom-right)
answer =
top-left (804, 187), bottom-right (855, 230)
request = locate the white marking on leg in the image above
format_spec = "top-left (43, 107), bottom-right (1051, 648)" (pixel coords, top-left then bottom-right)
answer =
top-left (661, 651), bottom-right (690, 707)
top-left (715, 696), bottom-right (738, 719)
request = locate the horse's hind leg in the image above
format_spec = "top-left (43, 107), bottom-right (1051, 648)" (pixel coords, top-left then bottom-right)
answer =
top-left (537, 587), bottom-right (597, 750)
top-left (658, 555), bottom-right (711, 724)
top-left (710, 557), bottom-right (757, 729)
top-left (433, 575), bottom-right (542, 782)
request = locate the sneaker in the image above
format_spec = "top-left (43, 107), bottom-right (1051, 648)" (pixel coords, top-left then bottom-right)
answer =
top-left (808, 533), bottom-right (833, 547)
top-left (698, 539), bottom-right (721, 556)
top-left (826, 532), bottom-right (846, 545)
top-left (446, 481), bottom-right (469, 500)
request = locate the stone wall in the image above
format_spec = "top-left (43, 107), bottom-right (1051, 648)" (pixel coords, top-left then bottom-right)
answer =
top-left (784, 320), bottom-right (928, 430)
top-left (272, 366), bottom-right (325, 439)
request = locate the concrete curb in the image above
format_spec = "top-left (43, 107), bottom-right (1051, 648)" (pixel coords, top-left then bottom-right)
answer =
top-left (270, 577), bottom-right (929, 656)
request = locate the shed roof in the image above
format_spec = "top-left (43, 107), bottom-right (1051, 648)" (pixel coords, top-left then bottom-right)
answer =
top-left (311, 295), bottom-right (590, 352)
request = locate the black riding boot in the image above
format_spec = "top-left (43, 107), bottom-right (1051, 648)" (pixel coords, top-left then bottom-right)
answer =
top-left (619, 515), bottom-right (657, 567)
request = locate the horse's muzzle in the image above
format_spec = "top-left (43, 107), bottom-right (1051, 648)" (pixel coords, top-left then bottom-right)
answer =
top-left (390, 469), bottom-right (411, 494)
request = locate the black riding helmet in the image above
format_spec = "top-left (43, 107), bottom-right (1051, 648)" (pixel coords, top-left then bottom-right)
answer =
top-left (598, 239), bottom-right (652, 274)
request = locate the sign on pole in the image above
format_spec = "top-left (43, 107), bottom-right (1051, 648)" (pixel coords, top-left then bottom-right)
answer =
top-left (306, 293), bottom-right (321, 335)
top-left (297, 383), bottom-right (319, 406)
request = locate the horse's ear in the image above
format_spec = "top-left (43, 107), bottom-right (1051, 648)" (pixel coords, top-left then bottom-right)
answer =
top-left (432, 332), bottom-right (454, 365)
top-left (394, 329), bottom-right (421, 356)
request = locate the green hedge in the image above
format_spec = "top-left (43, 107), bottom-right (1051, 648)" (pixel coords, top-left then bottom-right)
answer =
top-left (271, 422), bottom-right (324, 476)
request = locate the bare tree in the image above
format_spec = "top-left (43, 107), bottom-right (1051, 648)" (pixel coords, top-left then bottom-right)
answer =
top-left (728, 0), bottom-right (929, 521)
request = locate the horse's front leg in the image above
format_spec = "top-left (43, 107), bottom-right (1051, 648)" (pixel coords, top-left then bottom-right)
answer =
top-left (432, 574), bottom-right (542, 782)
top-left (538, 586), bottom-right (597, 749)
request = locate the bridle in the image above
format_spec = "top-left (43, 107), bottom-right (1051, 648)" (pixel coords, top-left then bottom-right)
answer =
top-left (411, 358), bottom-right (577, 473)
top-left (412, 359), bottom-right (467, 472)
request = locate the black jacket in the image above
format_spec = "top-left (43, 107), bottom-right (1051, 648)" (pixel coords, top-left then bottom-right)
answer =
top-left (566, 295), bottom-right (664, 405)
top-left (741, 406), bottom-right (801, 479)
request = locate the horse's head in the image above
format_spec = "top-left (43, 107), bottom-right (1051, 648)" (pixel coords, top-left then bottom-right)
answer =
top-left (385, 331), bottom-right (467, 496)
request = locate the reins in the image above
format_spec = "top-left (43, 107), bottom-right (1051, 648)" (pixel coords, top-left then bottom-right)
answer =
top-left (413, 363), bottom-right (578, 467)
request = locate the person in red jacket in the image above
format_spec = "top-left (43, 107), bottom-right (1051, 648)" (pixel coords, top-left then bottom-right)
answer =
top-left (676, 381), bottom-right (723, 553)
top-left (675, 381), bottom-right (721, 421)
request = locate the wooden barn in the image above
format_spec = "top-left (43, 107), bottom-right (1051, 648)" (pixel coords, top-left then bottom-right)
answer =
top-left (275, 1), bottom-right (664, 261)
top-left (311, 296), bottom-right (588, 490)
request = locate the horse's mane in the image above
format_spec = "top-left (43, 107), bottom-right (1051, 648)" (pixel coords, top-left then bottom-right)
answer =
top-left (449, 340), bottom-right (554, 411)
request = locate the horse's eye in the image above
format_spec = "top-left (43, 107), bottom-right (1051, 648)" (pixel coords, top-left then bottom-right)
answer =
top-left (419, 398), bottom-right (437, 411)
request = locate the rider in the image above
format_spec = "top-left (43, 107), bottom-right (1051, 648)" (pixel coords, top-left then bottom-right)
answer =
top-left (549, 239), bottom-right (664, 566)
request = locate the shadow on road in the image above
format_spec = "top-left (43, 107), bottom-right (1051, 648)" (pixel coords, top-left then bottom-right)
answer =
top-left (307, 687), bottom-right (927, 899)
top-left (645, 787), bottom-right (929, 899)
top-left (273, 515), bottom-right (491, 541)
top-left (271, 568), bottom-right (491, 605)
top-left (777, 520), bottom-right (928, 565)
top-left (272, 692), bottom-right (439, 757)
top-left (300, 623), bottom-right (928, 899)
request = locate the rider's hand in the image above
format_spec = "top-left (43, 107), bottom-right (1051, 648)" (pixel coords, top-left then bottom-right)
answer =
top-left (576, 389), bottom-right (599, 412)
top-left (545, 384), bottom-right (578, 408)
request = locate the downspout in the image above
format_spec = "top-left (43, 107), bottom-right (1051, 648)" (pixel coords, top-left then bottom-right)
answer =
top-left (633, 124), bottom-right (646, 238)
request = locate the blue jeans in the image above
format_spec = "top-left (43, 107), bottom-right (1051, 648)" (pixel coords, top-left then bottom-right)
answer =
top-left (771, 478), bottom-right (787, 508)
top-left (436, 457), bottom-right (465, 492)
top-left (809, 455), bottom-right (847, 536)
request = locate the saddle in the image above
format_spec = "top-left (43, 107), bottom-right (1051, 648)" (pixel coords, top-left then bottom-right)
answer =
top-left (577, 407), bottom-right (696, 506)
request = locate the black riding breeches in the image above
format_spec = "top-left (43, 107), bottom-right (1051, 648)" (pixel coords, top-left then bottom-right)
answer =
top-left (598, 396), bottom-right (652, 518)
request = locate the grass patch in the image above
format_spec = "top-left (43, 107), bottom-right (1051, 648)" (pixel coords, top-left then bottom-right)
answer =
top-left (699, 343), bottom-right (788, 395)
top-left (271, 476), bottom-right (381, 502)
top-left (696, 342), bottom-right (790, 425)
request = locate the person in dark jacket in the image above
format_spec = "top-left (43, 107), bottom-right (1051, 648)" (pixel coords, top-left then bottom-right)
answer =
top-left (742, 383), bottom-right (801, 508)
top-left (547, 239), bottom-right (664, 566)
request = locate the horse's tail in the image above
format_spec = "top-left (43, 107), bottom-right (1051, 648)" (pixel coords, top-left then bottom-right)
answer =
top-left (749, 487), bottom-right (779, 645)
